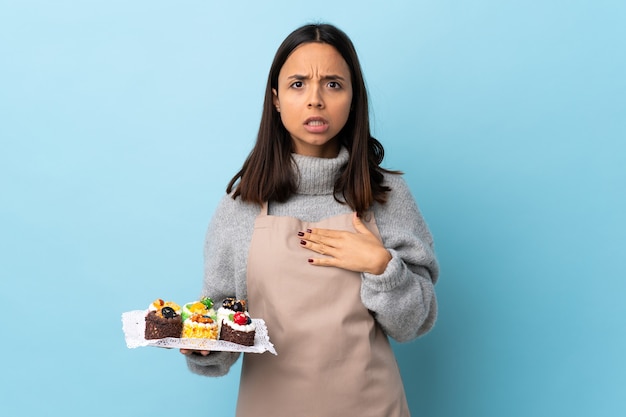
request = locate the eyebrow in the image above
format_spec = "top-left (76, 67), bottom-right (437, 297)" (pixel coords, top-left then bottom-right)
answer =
top-left (286, 74), bottom-right (348, 82)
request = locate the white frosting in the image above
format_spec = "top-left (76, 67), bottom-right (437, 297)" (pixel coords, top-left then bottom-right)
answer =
top-left (184, 320), bottom-right (217, 329)
top-left (217, 307), bottom-right (235, 321)
top-left (225, 320), bottom-right (256, 332)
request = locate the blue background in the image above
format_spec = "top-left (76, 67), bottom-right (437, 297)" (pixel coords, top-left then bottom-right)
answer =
top-left (1, 1), bottom-right (624, 416)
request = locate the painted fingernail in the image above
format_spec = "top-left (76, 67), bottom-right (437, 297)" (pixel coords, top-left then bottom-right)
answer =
top-left (300, 240), bottom-right (306, 245)
top-left (308, 259), bottom-right (314, 263)
top-left (306, 229), bottom-right (312, 233)
top-left (297, 231), bottom-right (304, 236)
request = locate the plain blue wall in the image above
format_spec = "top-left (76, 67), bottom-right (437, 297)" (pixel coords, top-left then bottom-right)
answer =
top-left (1, 1), bottom-right (624, 416)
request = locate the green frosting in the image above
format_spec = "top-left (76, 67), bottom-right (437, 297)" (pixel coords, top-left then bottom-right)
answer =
top-left (181, 303), bottom-right (192, 322)
top-left (201, 297), bottom-right (214, 309)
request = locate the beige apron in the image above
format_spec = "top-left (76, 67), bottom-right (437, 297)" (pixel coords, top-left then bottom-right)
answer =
top-left (236, 204), bottom-right (410, 417)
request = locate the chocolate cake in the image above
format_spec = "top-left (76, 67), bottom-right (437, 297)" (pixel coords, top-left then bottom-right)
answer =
top-left (144, 310), bottom-right (183, 339)
top-left (219, 311), bottom-right (256, 346)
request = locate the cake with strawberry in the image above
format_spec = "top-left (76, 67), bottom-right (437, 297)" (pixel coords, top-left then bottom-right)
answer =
top-left (181, 297), bottom-right (219, 339)
top-left (144, 299), bottom-right (183, 340)
top-left (220, 310), bottom-right (256, 346)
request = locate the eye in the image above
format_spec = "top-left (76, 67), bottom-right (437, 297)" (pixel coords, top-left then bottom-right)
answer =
top-left (290, 81), bottom-right (304, 88)
top-left (327, 81), bottom-right (341, 89)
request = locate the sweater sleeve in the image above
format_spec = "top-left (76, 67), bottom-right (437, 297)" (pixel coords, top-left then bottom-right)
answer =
top-left (185, 194), bottom-right (257, 376)
top-left (360, 175), bottom-right (439, 342)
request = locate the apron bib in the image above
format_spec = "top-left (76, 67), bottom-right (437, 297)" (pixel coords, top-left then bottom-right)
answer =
top-left (236, 204), bottom-right (410, 417)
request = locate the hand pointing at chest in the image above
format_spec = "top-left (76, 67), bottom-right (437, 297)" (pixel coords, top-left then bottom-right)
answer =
top-left (298, 213), bottom-right (392, 275)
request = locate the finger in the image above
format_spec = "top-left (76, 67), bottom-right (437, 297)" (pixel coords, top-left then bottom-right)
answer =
top-left (300, 239), bottom-right (337, 256)
top-left (304, 227), bottom-right (343, 239)
top-left (180, 349), bottom-right (210, 356)
top-left (307, 257), bottom-right (338, 267)
top-left (298, 229), bottom-right (339, 248)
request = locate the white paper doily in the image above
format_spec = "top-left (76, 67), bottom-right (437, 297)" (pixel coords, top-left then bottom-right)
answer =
top-left (121, 310), bottom-right (277, 355)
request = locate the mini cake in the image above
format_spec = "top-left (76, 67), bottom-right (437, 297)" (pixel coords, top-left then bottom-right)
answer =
top-left (182, 297), bottom-right (218, 339)
top-left (144, 299), bottom-right (183, 340)
top-left (220, 311), bottom-right (256, 346)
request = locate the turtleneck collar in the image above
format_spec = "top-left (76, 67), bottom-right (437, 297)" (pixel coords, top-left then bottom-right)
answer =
top-left (291, 147), bottom-right (349, 195)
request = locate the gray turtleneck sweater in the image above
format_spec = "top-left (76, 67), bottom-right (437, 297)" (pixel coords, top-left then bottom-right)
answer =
top-left (186, 147), bottom-right (439, 376)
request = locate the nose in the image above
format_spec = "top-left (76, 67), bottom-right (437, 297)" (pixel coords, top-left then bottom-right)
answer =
top-left (307, 86), bottom-right (324, 108)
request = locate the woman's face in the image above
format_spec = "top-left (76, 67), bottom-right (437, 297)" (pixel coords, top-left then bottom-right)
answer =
top-left (273, 42), bottom-right (353, 158)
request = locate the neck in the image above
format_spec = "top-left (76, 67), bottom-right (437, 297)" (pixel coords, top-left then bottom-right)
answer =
top-left (291, 147), bottom-right (349, 195)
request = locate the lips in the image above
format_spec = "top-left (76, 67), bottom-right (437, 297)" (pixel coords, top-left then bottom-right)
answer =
top-left (303, 117), bottom-right (329, 133)
top-left (304, 116), bottom-right (328, 125)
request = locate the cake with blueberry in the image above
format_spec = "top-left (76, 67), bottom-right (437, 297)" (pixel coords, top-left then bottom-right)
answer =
top-left (220, 311), bottom-right (256, 346)
top-left (216, 298), bottom-right (255, 346)
top-left (181, 297), bottom-right (219, 339)
top-left (144, 299), bottom-right (183, 340)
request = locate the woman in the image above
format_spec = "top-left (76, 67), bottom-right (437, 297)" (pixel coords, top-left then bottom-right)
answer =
top-left (181, 23), bottom-right (439, 416)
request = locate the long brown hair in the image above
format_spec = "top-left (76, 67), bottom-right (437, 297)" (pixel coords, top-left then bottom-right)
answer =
top-left (227, 23), bottom-right (400, 215)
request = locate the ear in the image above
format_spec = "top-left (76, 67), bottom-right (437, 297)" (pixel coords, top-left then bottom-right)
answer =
top-left (272, 88), bottom-right (280, 112)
